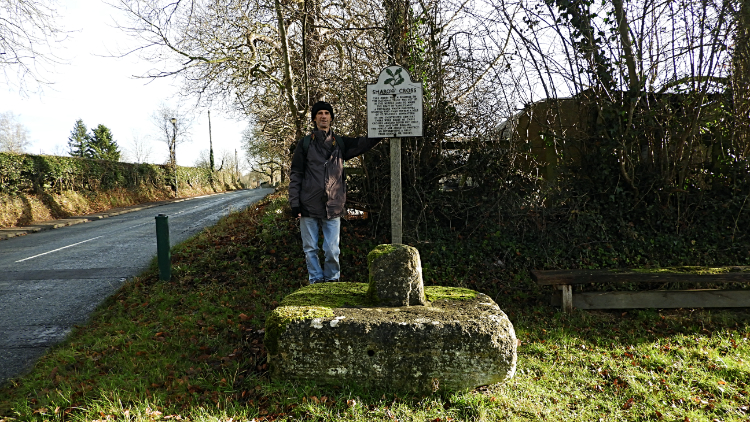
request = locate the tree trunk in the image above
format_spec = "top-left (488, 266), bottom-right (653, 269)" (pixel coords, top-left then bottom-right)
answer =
top-left (611, 0), bottom-right (640, 94)
top-left (734, 0), bottom-right (750, 158)
top-left (275, 0), bottom-right (304, 141)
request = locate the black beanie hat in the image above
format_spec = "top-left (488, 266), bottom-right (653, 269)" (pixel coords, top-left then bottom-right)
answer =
top-left (311, 101), bottom-right (334, 122)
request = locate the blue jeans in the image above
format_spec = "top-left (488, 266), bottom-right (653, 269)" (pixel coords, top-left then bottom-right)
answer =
top-left (299, 217), bottom-right (341, 282)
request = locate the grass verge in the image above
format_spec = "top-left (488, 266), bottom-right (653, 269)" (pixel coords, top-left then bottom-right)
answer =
top-left (0, 190), bottom-right (748, 421)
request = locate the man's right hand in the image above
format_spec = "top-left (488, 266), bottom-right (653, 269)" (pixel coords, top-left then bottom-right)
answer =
top-left (291, 206), bottom-right (301, 219)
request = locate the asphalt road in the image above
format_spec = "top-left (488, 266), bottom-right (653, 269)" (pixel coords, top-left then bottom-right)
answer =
top-left (0, 188), bottom-right (274, 386)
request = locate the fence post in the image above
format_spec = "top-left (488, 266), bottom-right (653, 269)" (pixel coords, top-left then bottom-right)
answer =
top-left (155, 213), bottom-right (171, 281)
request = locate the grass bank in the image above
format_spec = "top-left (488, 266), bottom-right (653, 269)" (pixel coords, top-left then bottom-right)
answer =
top-left (0, 191), bottom-right (748, 421)
top-left (0, 184), bottom-right (237, 229)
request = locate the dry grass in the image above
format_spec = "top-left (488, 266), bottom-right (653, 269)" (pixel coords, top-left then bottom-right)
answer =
top-left (0, 185), bottom-right (238, 229)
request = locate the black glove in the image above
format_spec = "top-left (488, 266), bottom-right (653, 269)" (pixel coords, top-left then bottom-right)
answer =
top-left (291, 206), bottom-right (301, 218)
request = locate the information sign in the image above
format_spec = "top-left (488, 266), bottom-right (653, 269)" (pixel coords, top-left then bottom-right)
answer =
top-left (367, 66), bottom-right (423, 138)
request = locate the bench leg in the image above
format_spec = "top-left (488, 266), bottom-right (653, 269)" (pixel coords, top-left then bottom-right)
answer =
top-left (558, 284), bottom-right (572, 313)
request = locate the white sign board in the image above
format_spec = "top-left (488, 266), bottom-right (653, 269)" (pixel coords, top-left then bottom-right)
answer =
top-left (367, 66), bottom-right (423, 138)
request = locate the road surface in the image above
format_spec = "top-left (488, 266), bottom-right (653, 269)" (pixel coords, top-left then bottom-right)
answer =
top-left (0, 188), bottom-right (274, 385)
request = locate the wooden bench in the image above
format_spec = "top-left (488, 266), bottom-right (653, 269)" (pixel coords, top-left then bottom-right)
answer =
top-left (530, 267), bottom-right (750, 312)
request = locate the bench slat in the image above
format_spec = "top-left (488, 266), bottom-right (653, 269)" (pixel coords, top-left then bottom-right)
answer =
top-left (532, 268), bottom-right (750, 285)
top-left (551, 289), bottom-right (750, 309)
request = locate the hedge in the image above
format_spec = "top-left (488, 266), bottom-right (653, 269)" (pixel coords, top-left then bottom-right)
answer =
top-left (0, 153), bottom-right (238, 195)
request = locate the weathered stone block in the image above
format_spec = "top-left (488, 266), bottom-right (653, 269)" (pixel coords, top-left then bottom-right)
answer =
top-left (367, 244), bottom-right (427, 306)
top-left (265, 283), bottom-right (517, 394)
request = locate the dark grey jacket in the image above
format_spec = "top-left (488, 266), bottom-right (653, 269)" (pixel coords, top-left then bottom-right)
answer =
top-left (289, 130), bottom-right (380, 219)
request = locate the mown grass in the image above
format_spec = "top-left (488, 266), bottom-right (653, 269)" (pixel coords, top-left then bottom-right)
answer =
top-left (1, 190), bottom-right (749, 421)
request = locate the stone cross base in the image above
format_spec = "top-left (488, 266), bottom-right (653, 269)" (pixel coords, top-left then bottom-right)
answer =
top-left (266, 283), bottom-right (517, 393)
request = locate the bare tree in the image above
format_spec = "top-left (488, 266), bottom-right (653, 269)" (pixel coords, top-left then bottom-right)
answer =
top-left (487, 0), bottom-right (737, 193)
top-left (0, 0), bottom-right (67, 92)
top-left (123, 130), bottom-right (153, 163)
top-left (114, 0), bottom-right (305, 137)
top-left (112, 0), bottom-right (744, 238)
top-left (113, 0), bottom-right (387, 169)
top-left (151, 103), bottom-right (193, 166)
top-left (0, 111), bottom-right (31, 153)
top-left (193, 149), bottom-right (212, 169)
top-left (242, 123), bottom-right (288, 183)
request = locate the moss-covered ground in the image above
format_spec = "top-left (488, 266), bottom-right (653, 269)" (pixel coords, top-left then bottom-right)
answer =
top-left (0, 190), bottom-right (748, 421)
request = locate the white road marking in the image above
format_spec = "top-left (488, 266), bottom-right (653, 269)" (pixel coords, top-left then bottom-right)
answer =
top-left (15, 236), bottom-right (104, 263)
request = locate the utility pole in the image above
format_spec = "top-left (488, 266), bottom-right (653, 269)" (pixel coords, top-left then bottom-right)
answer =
top-left (208, 110), bottom-right (215, 172)
top-left (170, 117), bottom-right (178, 197)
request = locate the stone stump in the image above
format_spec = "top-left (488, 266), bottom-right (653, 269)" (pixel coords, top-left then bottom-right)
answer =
top-left (367, 244), bottom-right (427, 306)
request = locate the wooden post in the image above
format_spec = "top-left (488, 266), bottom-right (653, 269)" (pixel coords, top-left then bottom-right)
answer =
top-left (391, 137), bottom-right (402, 244)
top-left (559, 284), bottom-right (573, 313)
top-left (367, 65), bottom-right (422, 245)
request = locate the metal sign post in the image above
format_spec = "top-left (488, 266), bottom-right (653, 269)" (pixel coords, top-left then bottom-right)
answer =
top-left (367, 66), bottom-right (423, 245)
top-left (155, 213), bottom-right (171, 281)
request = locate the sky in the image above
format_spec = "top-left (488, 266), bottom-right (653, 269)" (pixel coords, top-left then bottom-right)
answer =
top-left (2, 0), bottom-right (248, 168)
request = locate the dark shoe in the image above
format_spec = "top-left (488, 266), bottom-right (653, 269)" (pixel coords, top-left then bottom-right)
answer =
top-left (324, 279), bottom-right (339, 283)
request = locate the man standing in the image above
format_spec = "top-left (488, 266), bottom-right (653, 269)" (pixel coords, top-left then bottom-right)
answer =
top-left (289, 101), bottom-right (381, 284)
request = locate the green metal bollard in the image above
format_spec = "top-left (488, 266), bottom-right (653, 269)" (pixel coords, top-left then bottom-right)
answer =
top-left (155, 213), bottom-right (171, 281)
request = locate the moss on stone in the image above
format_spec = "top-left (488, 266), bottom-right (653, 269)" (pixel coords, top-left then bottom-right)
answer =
top-left (425, 286), bottom-right (478, 301)
top-left (265, 305), bottom-right (334, 356)
top-left (367, 244), bottom-right (398, 267)
top-left (613, 266), bottom-right (750, 275)
top-left (281, 282), bottom-right (373, 308)
top-left (266, 283), bottom-right (374, 356)
top-left (367, 245), bottom-right (399, 302)
top-left (367, 244), bottom-right (427, 306)
top-left (266, 283), bottom-right (482, 355)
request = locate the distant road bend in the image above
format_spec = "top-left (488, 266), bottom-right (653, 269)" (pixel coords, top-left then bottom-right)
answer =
top-left (0, 188), bottom-right (274, 385)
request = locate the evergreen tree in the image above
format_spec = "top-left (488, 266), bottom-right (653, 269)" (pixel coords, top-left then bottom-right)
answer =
top-left (67, 119), bottom-right (90, 157)
top-left (90, 124), bottom-right (121, 161)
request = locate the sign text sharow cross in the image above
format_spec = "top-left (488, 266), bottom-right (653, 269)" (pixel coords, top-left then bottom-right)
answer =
top-left (367, 66), bottom-right (424, 244)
